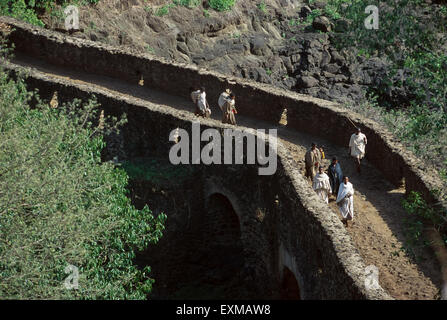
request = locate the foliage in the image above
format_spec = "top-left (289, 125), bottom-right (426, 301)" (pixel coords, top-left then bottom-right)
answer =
top-left (121, 159), bottom-right (194, 185)
top-left (209, 0), bottom-right (236, 12)
top-left (303, 9), bottom-right (322, 25)
top-left (145, 45), bottom-right (155, 54)
top-left (0, 64), bottom-right (166, 299)
top-left (172, 0), bottom-right (200, 8)
top-left (401, 191), bottom-right (447, 257)
top-left (322, 0), bottom-right (447, 186)
top-left (155, 4), bottom-right (174, 16)
top-left (0, 0), bottom-right (44, 26)
top-left (0, 0), bottom-right (100, 27)
top-left (257, 1), bottom-right (266, 13)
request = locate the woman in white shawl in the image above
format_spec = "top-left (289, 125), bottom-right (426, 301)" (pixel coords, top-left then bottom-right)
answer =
top-left (336, 176), bottom-right (355, 226)
top-left (197, 87), bottom-right (211, 118)
top-left (312, 167), bottom-right (332, 204)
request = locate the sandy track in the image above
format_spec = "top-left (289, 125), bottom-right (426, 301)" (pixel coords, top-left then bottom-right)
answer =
top-left (10, 53), bottom-right (443, 299)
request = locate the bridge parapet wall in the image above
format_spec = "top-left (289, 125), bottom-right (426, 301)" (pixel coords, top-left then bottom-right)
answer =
top-left (3, 59), bottom-right (391, 299)
top-left (1, 16), bottom-right (443, 207)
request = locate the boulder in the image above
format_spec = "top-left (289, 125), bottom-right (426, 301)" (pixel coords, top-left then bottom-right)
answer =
top-left (330, 50), bottom-right (345, 65)
top-left (334, 18), bottom-right (351, 33)
top-left (250, 36), bottom-right (268, 56)
top-left (297, 76), bottom-right (319, 88)
top-left (300, 5), bottom-right (312, 18)
top-left (320, 49), bottom-right (331, 67)
top-left (323, 63), bottom-right (340, 73)
top-left (311, 1), bottom-right (327, 9)
top-left (312, 16), bottom-right (332, 33)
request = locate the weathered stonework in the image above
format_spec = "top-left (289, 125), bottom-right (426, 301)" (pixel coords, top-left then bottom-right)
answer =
top-left (2, 59), bottom-right (390, 299)
top-left (4, 15), bottom-right (444, 299)
top-left (1, 16), bottom-right (442, 206)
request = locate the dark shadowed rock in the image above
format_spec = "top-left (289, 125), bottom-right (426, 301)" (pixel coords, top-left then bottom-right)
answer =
top-left (320, 49), bottom-right (331, 67)
top-left (311, 1), bottom-right (327, 9)
top-left (177, 42), bottom-right (189, 55)
top-left (250, 36), bottom-right (267, 56)
top-left (330, 50), bottom-right (345, 65)
top-left (146, 15), bottom-right (169, 33)
top-left (300, 5), bottom-right (312, 18)
top-left (312, 16), bottom-right (332, 32)
top-left (323, 63), bottom-right (340, 73)
top-left (334, 18), bottom-right (351, 33)
top-left (297, 76), bottom-right (319, 88)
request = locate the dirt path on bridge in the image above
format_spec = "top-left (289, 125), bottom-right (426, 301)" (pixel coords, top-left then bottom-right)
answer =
top-left (10, 53), bottom-right (443, 299)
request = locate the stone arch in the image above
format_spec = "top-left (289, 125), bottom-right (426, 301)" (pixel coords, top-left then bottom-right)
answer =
top-left (200, 192), bottom-right (245, 292)
top-left (279, 244), bottom-right (304, 299)
top-left (205, 193), bottom-right (242, 242)
top-left (281, 266), bottom-right (301, 300)
top-left (203, 178), bottom-right (245, 230)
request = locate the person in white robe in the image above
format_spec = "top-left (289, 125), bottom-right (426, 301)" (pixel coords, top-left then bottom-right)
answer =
top-left (190, 87), bottom-right (201, 115)
top-left (349, 127), bottom-right (367, 174)
top-left (218, 89), bottom-right (231, 110)
top-left (197, 87), bottom-right (211, 118)
top-left (313, 167), bottom-right (332, 204)
top-left (336, 176), bottom-right (355, 226)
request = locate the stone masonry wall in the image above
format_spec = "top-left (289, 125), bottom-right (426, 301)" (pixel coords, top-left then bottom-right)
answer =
top-left (2, 60), bottom-right (390, 299)
top-left (2, 16), bottom-right (443, 207)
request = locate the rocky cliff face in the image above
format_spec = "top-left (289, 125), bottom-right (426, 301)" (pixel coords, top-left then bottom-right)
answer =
top-left (42, 0), bottom-right (390, 106)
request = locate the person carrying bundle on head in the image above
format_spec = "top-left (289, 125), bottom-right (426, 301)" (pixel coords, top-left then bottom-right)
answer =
top-left (190, 86), bottom-right (201, 116)
top-left (197, 87), bottom-right (211, 118)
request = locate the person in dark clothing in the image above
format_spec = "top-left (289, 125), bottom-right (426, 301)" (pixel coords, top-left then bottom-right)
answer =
top-left (328, 157), bottom-right (343, 197)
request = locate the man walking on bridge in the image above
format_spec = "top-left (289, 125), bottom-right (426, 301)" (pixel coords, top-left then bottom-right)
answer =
top-left (328, 157), bottom-right (343, 198)
top-left (190, 87), bottom-right (201, 115)
top-left (222, 93), bottom-right (237, 125)
top-left (305, 143), bottom-right (322, 181)
top-left (196, 87), bottom-right (211, 118)
top-left (349, 127), bottom-right (367, 174)
top-left (336, 176), bottom-right (355, 227)
top-left (218, 89), bottom-right (232, 118)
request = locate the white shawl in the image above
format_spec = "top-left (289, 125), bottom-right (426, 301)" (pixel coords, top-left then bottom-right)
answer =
top-left (349, 133), bottom-right (367, 158)
top-left (336, 182), bottom-right (354, 203)
top-left (313, 173), bottom-right (331, 192)
top-left (336, 181), bottom-right (355, 219)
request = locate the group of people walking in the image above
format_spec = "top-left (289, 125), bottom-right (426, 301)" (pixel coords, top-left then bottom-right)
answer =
top-left (190, 87), bottom-right (238, 125)
top-left (189, 86), bottom-right (368, 227)
top-left (306, 128), bottom-right (367, 227)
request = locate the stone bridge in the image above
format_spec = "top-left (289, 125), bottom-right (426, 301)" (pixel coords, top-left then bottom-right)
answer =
top-left (1, 16), bottom-right (445, 299)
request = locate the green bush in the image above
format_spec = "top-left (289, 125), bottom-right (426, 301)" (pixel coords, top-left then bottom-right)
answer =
top-left (172, 0), bottom-right (200, 8)
top-left (401, 191), bottom-right (447, 256)
top-left (156, 4), bottom-right (174, 16)
top-left (209, 0), bottom-right (236, 12)
top-left (0, 61), bottom-right (166, 299)
top-left (257, 1), bottom-right (267, 13)
top-left (0, 1), bottom-right (101, 27)
top-left (324, 0), bottom-right (447, 186)
top-left (0, 0), bottom-right (44, 26)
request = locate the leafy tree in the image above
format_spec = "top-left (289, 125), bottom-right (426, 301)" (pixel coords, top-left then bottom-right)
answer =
top-left (0, 53), bottom-right (165, 299)
top-left (324, 0), bottom-right (447, 180)
top-left (209, 0), bottom-right (236, 12)
top-left (0, 0), bottom-right (101, 27)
